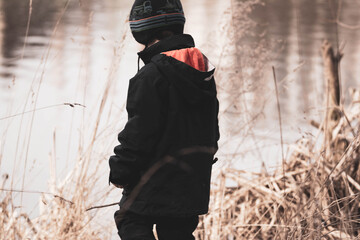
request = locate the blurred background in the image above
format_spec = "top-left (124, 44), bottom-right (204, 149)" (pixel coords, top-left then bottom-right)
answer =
top-left (0, 0), bottom-right (360, 238)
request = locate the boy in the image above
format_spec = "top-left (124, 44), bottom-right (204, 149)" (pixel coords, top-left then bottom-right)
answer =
top-left (109, 0), bottom-right (219, 239)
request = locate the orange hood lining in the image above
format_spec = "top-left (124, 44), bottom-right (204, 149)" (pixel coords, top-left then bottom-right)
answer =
top-left (162, 48), bottom-right (207, 72)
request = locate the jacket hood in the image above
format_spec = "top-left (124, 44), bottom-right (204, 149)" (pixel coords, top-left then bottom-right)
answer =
top-left (152, 53), bottom-right (216, 106)
top-left (139, 34), bottom-right (216, 106)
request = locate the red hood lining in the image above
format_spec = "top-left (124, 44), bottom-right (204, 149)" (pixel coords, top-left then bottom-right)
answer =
top-left (162, 48), bottom-right (207, 72)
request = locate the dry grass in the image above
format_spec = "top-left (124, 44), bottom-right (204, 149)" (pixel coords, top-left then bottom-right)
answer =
top-left (0, 176), bottom-right (109, 240)
top-left (195, 89), bottom-right (360, 239)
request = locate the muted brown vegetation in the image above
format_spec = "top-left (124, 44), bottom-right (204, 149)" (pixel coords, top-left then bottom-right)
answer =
top-left (195, 40), bottom-right (360, 239)
top-left (196, 124), bottom-right (360, 239)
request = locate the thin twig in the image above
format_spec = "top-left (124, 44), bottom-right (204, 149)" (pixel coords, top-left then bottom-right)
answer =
top-left (0, 188), bottom-right (74, 205)
top-left (86, 202), bottom-right (120, 212)
top-left (341, 109), bottom-right (356, 137)
top-left (272, 67), bottom-right (286, 178)
top-left (0, 103), bottom-right (86, 121)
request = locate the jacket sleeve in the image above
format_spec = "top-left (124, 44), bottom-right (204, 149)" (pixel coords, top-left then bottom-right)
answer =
top-left (109, 72), bottom-right (165, 186)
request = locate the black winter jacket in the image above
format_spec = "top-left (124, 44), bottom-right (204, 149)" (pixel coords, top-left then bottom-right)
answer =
top-left (109, 34), bottom-right (219, 217)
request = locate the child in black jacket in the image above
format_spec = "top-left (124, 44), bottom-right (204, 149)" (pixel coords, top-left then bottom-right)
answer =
top-left (109, 1), bottom-right (219, 239)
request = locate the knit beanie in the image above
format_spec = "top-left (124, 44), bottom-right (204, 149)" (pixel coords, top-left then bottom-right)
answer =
top-left (129, 0), bottom-right (186, 44)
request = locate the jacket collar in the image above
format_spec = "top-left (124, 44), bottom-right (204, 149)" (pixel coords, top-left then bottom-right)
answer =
top-left (138, 34), bottom-right (195, 65)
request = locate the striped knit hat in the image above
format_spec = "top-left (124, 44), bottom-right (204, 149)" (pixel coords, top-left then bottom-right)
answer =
top-left (129, 0), bottom-right (186, 44)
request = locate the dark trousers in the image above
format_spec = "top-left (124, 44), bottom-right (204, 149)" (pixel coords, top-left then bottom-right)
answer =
top-left (114, 210), bottom-right (199, 240)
